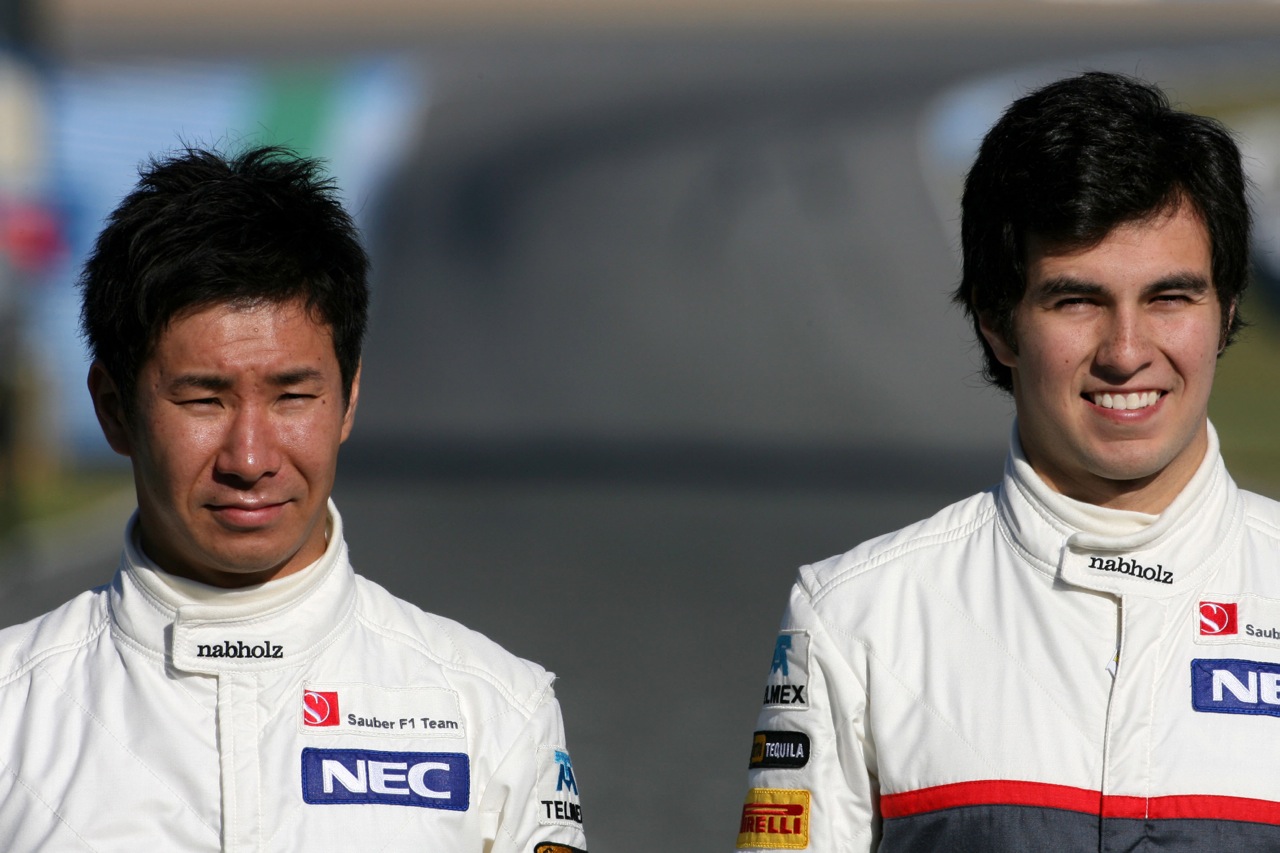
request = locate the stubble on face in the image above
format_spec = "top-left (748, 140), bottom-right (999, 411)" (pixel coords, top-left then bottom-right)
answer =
top-left (984, 202), bottom-right (1223, 513)
top-left (118, 300), bottom-right (357, 587)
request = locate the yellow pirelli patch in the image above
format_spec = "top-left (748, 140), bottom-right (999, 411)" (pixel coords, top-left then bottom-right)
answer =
top-left (736, 788), bottom-right (810, 849)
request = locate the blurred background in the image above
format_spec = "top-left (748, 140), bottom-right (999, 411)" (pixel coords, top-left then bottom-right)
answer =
top-left (3, 1), bottom-right (1280, 850)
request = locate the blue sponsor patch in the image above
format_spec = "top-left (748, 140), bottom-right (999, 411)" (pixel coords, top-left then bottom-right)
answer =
top-left (1191, 659), bottom-right (1280, 718)
top-left (301, 748), bottom-right (470, 810)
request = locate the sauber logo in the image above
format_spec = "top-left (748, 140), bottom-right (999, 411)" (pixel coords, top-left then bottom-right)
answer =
top-left (303, 690), bottom-right (340, 727)
top-left (1200, 602), bottom-right (1239, 636)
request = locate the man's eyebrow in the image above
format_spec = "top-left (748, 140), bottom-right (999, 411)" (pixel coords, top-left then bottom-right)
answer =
top-left (1031, 272), bottom-right (1212, 299)
top-left (167, 374), bottom-right (231, 394)
top-left (270, 367), bottom-right (326, 387)
top-left (1142, 272), bottom-right (1211, 296)
top-left (165, 368), bottom-right (326, 393)
top-left (1031, 277), bottom-right (1105, 298)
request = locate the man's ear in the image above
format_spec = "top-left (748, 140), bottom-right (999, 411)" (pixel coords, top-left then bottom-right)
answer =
top-left (978, 314), bottom-right (1018, 368)
top-left (1220, 299), bottom-right (1238, 353)
top-left (87, 362), bottom-right (134, 457)
top-left (339, 362), bottom-right (360, 444)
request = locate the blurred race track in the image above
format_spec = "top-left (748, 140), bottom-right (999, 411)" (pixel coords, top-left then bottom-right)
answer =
top-left (8, 7), bottom-right (1280, 850)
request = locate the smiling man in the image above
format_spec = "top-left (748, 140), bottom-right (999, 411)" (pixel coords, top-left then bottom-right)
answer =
top-left (736, 72), bottom-right (1280, 852)
top-left (0, 147), bottom-right (588, 852)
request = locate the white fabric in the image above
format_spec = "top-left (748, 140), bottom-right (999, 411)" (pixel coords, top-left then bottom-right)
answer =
top-left (740, 423), bottom-right (1280, 851)
top-left (0, 501), bottom-right (588, 852)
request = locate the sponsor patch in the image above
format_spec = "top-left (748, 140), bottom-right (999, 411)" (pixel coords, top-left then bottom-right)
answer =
top-left (762, 631), bottom-right (809, 710)
top-left (750, 731), bottom-right (810, 769)
top-left (1195, 595), bottom-right (1280, 648)
top-left (301, 748), bottom-right (470, 810)
top-left (173, 624), bottom-right (291, 672)
top-left (298, 685), bottom-right (464, 738)
top-left (303, 691), bottom-right (341, 727)
top-left (1086, 555), bottom-right (1172, 585)
top-left (1200, 602), bottom-right (1238, 636)
top-left (1192, 659), bottom-right (1280, 718)
top-left (737, 788), bottom-right (810, 849)
top-left (537, 747), bottom-right (584, 828)
top-left (533, 846), bottom-right (588, 853)
top-left (196, 639), bottom-right (284, 659)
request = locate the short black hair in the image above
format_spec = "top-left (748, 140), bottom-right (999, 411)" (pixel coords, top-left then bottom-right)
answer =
top-left (79, 145), bottom-right (370, 409)
top-left (955, 71), bottom-right (1251, 392)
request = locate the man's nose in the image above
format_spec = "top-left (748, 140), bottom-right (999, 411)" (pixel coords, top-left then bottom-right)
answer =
top-left (215, 405), bottom-right (281, 485)
top-left (1094, 308), bottom-right (1153, 379)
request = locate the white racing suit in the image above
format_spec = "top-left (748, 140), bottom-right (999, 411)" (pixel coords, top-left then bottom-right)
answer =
top-left (0, 502), bottom-right (588, 853)
top-left (739, 424), bottom-right (1280, 851)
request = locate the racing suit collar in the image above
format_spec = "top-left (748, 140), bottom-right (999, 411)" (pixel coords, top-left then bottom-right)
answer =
top-left (999, 421), bottom-right (1242, 598)
top-left (109, 499), bottom-right (358, 673)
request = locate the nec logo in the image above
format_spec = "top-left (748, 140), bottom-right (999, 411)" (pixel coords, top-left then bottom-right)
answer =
top-left (301, 748), bottom-right (470, 810)
top-left (303, 691), bottom-right (340, 727)
top-left (1191, 659), bottom-right (1280, 718)
top-left (1200, 602), bottom-right (1239, 636)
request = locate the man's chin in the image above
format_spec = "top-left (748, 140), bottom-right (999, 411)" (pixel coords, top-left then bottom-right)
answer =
top-left (170, 540), bottom-right (311, 587)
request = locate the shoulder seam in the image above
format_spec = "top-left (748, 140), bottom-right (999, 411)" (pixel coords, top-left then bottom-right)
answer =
top-left (0, 616), bottom-right (110, 689)
top-left (353, 611), bottom-right (545, 716)
top-left (1245, 511), bottom-right (1280, 539)
top-left (811, 502), bottom-right (998, 605)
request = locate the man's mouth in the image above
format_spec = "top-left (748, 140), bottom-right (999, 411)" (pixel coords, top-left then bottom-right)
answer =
top-left (1088, 391), bottom-right (1163, 411)
top-left (209, 501), bottom-right (288, 526)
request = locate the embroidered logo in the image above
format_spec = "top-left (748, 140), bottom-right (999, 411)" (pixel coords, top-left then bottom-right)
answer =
top-left (750, 731), bottom-right (810, 769)
top-left (537, 746), bottom-right (584, 827)
top-left (762, 631), bottom-right (810, 709)
top-left (303, 690), bottom-right (340, 727)
top-left (1090, 550), bottom-right (1172, 584)
top-left (737, 788), bottom-right (810, 849)
top-left (195, 640), bottom-right (284, 659)
top-left (1191, 659), bottom-right (1280, 718)
top-left (301, 748), bottom-right (470, 809)
top-left (1200, 602), bottom-right (1239, 636)
top-left (1087, 555), bottom-right (1172, 585)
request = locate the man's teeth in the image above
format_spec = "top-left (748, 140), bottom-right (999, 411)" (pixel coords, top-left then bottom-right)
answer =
top-left (1091, 391), bottom-right (1161, 410)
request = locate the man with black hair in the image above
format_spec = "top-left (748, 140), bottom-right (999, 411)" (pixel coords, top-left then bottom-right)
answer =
top-left (0, 146), bottom-right (588, 852)
top-left (737, 72), bottom-right (1280, 851)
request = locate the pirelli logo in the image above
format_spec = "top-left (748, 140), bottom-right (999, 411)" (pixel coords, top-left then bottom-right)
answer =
top-left (737, 788), bottom-right (809, 849)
